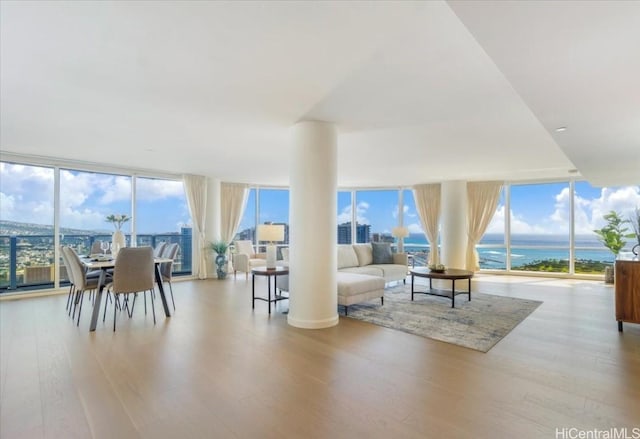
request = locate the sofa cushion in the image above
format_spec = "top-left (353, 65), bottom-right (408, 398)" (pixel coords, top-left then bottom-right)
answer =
top-left (352, 244), bottom-right (373, 266)
top-left (337, 245), bottom-right (359, 269)
top-left (373, 264), bottom-right (407, 282)
top-left (340, 266), bottom-right (384, 277)
top-left (337, 272), bottom-right (385, 297)
top-left (372, 242), bottom-right (393, 264)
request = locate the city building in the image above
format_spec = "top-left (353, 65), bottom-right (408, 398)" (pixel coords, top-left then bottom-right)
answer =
top-left (337, 222), bottom-right (371, 245)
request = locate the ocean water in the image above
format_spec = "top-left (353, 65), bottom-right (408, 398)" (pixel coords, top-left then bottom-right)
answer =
top-left (402, 233), bottom-right (635, 270)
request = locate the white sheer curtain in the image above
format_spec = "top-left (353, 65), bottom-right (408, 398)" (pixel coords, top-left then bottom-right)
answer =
top-left (412, 183), bottom-right (441, 265)
top-left (220, 182), bottom-right (249, 274)
top-left (183, 174), bottom-right (208, 279)
top-left (220, 182), bottom-right (249, 245)
top-left (466, 181), bottom-right (503, 271)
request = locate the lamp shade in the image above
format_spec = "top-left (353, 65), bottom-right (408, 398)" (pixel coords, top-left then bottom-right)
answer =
top-left (391, 226), bottom-right (409, 239)
top-left (257, 224), bottom-right (285, 242)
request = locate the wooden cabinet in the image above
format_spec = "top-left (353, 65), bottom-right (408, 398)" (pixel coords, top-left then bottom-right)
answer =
top-left (615, 258), bottom-right (640, 331)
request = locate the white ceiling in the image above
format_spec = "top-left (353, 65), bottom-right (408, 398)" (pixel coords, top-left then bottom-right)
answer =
top-left (1, 1), bottom-right (638, 187)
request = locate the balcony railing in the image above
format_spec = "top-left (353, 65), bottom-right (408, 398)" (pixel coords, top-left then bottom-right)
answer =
top-left (0, 233), bottom-right (192, 293)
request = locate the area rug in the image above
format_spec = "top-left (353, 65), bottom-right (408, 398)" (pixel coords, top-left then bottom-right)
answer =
top-left (339, 285), bottom-right (542, 352)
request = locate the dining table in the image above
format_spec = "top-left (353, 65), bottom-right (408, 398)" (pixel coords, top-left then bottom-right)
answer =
top-left (81, 255), bottom-right (173, 331)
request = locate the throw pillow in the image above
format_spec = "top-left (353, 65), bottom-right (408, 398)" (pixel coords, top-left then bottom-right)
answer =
top-left (337, 245), bottom-right (360, 269)
top-left (371, 242), bottom-right (393, 264)
top-left (352, 244), bottom-right (373, 266)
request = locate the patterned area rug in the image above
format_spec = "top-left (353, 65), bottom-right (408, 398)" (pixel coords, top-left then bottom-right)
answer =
top-left (339, 285), bottom-right (542, 352)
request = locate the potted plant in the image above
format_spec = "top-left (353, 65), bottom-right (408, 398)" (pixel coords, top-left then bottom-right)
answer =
top-left (593, 210), bottom-right (634, 283)
top-left (629, 207), bottom-right (640, 256)
top-left (105, 213), bottom-right (130, 256)
top-left (210, 240), bottom-right (230, 279)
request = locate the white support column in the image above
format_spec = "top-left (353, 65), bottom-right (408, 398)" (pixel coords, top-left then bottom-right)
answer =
top-left (398, 189), bottom-right (404, 254)
top-left (441, 180), bottom-right (467, 269)
top-left (205, 178), bottom-right (221, 278)
top-left (288, 121), bottom-right (338, 329)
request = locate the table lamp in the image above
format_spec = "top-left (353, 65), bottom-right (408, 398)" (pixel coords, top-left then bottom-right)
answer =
top-left (392, 226), bottom-right (409, 253)
top-left (258, 224), bottom-right (285, 269)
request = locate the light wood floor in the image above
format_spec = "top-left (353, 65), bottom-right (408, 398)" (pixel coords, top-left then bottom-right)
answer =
top-left (1, 275), bottom-right (639, 438)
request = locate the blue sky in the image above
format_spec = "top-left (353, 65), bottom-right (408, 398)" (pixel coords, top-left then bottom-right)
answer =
top-left (491, 182), bottom-right (639, 235)
top-left (2, 162), bottom-right (639, 237)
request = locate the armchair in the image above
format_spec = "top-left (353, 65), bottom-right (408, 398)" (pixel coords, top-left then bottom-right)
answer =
top-left (232, 240), bottom-right (266, 279)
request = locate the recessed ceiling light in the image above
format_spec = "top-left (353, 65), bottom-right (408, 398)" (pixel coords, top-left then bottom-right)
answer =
top-left (555, 126), bottom-right (567, 132)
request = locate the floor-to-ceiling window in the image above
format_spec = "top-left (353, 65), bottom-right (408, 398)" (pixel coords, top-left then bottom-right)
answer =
top-left (257, 188), bottom-right (289, 250)
top-left (0, 162), bottom-right (55, 290)
top-left (477, 188), bottom-right (507, 270)
top-left (336, 181), bottom-right (638, 278)
top-left (135, 177), bottom-right (192, 275)
top-left (236, 188), bottom-right (257, 243)
top-left (573, 181), bottom-right (639, 274)
top-left (336, 188), bottom-right (427, 261)
top-left (234, 187), bottom-right (289, 256)
top-left (60, 169), bottom-right (132, 256)
top-left (354, 190), bottom-right (398, 244)
top-left (509, 182), bottom-right (571, 273)
top-left (337, 191), bottom-right (353, 244)
top-left (473, 180), bottom-right (639, 276)
top-left (400, 189), bottom-right (430, 265)
top-left (1, 159), bottom-right (192, 293)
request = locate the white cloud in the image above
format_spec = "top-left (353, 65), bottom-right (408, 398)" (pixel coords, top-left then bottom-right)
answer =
top-left (60, 205), bottom-right (106, 230)
top-left (0, 192), bottom-right (16, 214)
top-left (583, 186), bottom-right (640, 231)
top-left (486, 205), bottom-right (549, 234)
top-left (485, 205), bottom-right (505, 233)
top-left (136, 178), bottom-right (184, 201)
top-left (392, 204), bottom-right (416, 220)
top-left (407, 222), bottom-right (423, 234)
top-left (0, 194), bottom-right (54, 225)
top-left (485, 185), bottom-right (640, 236)
top-left (549, 185), bottom-right (640, 234)
top-left (58, 171), bottom-right (120, 229)
top-left (337, 201), bottom-right (370, 224)
top-left (99, 175), bottom-right (131, 204)
top-left (0, 163), bottom-right (54, 194)
top-left (0, 164), bottom-right (55, 224)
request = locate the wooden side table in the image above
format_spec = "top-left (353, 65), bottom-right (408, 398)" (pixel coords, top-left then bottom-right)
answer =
top-left (251, 266), bottom-right (289, 314)
top-left (615, 258), bottom-right (640, 331)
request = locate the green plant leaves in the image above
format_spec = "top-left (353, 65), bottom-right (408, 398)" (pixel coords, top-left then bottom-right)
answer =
top-left (593, 210), bottom-right (634, 255)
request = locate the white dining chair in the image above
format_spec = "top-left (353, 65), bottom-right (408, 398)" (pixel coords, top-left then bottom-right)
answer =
top-left (154, 242), bottom-right (167, 258)
top-left (160, 243), bottom-right (179, 310)
top-left (104, 246), bottom-right (156, 331)
top-left (64, 246), bottom-right (100, 326)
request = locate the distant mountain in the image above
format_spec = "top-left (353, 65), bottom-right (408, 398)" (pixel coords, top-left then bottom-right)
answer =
top-left (0, 220), bottom-right (106, 236)
top-left (0, 220), bottom-right (186, 236)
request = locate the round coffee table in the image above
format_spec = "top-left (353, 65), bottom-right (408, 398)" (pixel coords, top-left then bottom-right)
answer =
top-left (409, 267), bottom-right (474, 308)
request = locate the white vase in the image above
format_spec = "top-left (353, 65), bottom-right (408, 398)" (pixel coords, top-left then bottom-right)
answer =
top-left (111, 230), bottom-right (126, 257)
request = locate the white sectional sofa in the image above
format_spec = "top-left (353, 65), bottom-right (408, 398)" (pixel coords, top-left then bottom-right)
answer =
top-left (337, 244), bottom-right (408, 282)
top-left (276, 243), bottom-right (408, 313)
